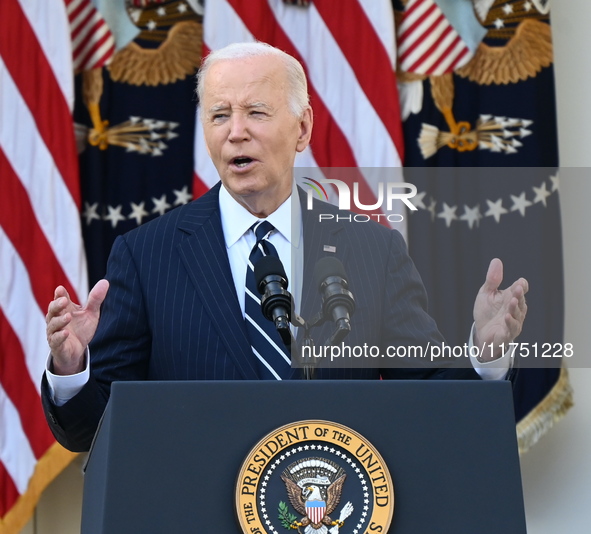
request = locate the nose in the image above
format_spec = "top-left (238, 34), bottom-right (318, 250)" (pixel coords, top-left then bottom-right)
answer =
top-left (228, 114), bottom-right (251, 143)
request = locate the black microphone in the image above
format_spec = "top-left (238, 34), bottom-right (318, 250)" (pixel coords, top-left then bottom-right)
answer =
top-left (314, 257), bottom-right (355, 344)
top-left (254, 256), bottom-right (293, 347)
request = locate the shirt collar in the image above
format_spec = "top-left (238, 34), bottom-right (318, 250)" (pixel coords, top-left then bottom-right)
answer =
top-left (219, 181), bottom-right (301, 248)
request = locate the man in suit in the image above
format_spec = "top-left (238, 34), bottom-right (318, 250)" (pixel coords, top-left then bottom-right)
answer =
top-left (43, 42), bottom-right (528, 452)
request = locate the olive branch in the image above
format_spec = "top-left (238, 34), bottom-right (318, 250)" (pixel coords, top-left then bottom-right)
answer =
top-left (278, 501), bottom-right (298, 530)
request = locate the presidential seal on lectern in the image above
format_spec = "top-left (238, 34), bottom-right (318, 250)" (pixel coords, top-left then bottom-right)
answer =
top-left (236, 420), bottom-right (394, 533)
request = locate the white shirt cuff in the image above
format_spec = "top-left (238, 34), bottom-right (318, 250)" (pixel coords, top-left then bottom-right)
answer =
top-left (45, 350), bottom-right (90, 406)
top-left (468, 324), bottom-right (512, 381)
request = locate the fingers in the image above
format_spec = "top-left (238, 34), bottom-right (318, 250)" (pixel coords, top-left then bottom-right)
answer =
top-left (46, 292), bottom-right (71, 322)
top-left (481, 258), bottom-right (503, 294)
top-left (85, 279), bottom-right (109, 313)
top-left (53, 285), bottom-right (70, 301)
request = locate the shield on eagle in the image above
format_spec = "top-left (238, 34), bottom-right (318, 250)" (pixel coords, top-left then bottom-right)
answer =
top-left (305, 499), bottom-right (326, 525)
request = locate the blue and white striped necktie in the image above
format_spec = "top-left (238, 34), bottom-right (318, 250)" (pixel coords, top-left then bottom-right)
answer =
top-left (244, 221), bottom-right (291, 379)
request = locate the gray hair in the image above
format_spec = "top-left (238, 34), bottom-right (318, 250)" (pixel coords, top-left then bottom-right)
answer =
top-left (196, 42), bottom-right (310, 117)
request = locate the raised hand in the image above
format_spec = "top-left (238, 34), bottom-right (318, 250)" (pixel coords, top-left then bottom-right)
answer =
top-left (46, 279), bottom-right (109, 375)
top-left (473, 259), bottom-right (528, 361)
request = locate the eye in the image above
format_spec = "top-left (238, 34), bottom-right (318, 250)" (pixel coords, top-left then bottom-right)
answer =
top-left (210, 112), bottom-right (229, 123)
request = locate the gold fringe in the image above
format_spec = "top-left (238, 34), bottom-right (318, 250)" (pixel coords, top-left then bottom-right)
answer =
top-left (108, 20), bottom-right (203, 86)
top-left (0, 443), bottom-right (78, 534)
top-left (456, 19), bottom-right (553, 85)
top-left (517, 366), bottom-right (574, 455)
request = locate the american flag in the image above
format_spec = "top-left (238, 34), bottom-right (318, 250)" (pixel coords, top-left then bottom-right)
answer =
top-left (397, 0), bottom-right (474, 75)
top-left (194, 0), bottom-right (405, 229)
top-left (66, 0), bottom-right (115, 72)
top-left (0, 0), bottom-right (88, 532)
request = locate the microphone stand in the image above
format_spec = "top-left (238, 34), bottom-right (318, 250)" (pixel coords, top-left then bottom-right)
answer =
top-left (290, 312), bottom-right (317, 380)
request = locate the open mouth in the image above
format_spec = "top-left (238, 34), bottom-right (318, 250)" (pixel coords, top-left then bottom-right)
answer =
top-left (232, 156), bottom-right (254, 168)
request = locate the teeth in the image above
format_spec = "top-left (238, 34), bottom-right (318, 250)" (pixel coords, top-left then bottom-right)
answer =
top-left (234, 158), bottom-right (252, 168)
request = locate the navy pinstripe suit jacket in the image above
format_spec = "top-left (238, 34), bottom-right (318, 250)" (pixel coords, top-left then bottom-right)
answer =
top-left (42, 183), bottom-right (479, 451)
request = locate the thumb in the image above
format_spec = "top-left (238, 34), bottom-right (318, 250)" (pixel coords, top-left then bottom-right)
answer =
top-left (85, 279), bottom-right (110, 313)
top-left (481, 258), bottom-right (503, 294)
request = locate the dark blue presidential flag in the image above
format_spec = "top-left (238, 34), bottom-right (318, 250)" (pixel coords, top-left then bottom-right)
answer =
top-left (73, 1), bottom-right (203, 285)
top-left (395, 0), bottom-right (572, 451)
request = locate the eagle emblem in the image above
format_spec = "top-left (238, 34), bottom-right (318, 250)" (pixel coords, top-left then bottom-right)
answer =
top-left (280, 458), bottom-right (353, 533)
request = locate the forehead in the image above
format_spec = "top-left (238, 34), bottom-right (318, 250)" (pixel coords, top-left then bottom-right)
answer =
top-left (202, 55), bottom-right (290, 106)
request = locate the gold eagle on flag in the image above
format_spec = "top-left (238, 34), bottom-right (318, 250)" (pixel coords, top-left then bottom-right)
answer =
top-left (396, 0), bottom-right (553, 158)
top-left (80, 0), bottom-right (202, 153)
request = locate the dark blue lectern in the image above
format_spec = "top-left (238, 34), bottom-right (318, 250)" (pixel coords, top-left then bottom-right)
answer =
top-left (82, 380), bottom-right (526, 533)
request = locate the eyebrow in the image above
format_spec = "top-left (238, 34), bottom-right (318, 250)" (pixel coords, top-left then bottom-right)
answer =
top-left (247, 102), bottom-right (272, 110)
top-left (207, 102), bottom-right (273, 114)
top-left (208, 104), bottom-right (230, 114)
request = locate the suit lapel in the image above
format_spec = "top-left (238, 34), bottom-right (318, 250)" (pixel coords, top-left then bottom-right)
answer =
top-left (176, 184), bottom-right (260, 380)
top-left (299, 188), bottom-right (349, 331)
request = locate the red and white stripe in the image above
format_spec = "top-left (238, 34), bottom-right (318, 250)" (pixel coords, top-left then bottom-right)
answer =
top-left (0, 0), bottom-right (87, 530)
top-left (306, 503), bottom-right (326, 525)
top-left (66, 0), bottom-right (115, 72)
top-left (397, 0), bottom-right (472, 76)
top-left (193, 0), bottom-right (406, 231)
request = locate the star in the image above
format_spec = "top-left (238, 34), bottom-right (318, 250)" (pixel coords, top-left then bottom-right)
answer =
top-left (459, 204), bottom-right (482, 229)
top-left (177, 2), bottom-right (188, 13)
top-left (502, 4), bottom-right (514, 14)
top-left (128, 201), bottom-right (149, 225)
top-left (83, 202), bottom-right (100, 225)
top-left (493, 18), bottom-right (505, 29)
top-left (412, 190), bottom-right (427, 210)
top-left (524, 1), bottom-right (533, 11)
top-left (156, 6), bottom-right (166, 16)
top-left (103, 205), bottom-right (126, 228)
top-left (550, 173), bottom-right (560, 192)
top-left (510, 192), bottom-right (533, 217)
top-left (152, 194), bottom-right (171, 216)
top-left (437, 202), bottom-right (458, 227)
top-left (532, 182), bottom-right (552, 207)
top-left (146, 19), bottom-right (157, 31)
top-left (485, 198), bottom-right (508, 223)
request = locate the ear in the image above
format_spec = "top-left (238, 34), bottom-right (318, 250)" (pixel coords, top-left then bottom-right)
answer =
top-left (296, 107), bottom-right (313, 153)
